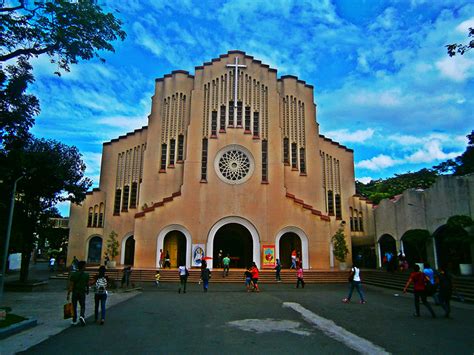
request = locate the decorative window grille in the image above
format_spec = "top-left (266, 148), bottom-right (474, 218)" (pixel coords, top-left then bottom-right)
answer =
top-left (253, 111), bottom-right (259, 138)
top-left (211, 111), bottom-right (217, 137)
top-left (245, 106), bottom-right (251, 133)
top-left (237, 101), bottom-right (243, 127)
top-left (335, 194), bottom-right (342, 219)
top-left (113, 189), bottom-right (121, 215)
top-left (201, 138), bottom-right (208, 181)
top-left (299, 148), bottom-right (306, 174)
top-left (228, 101), bottom-right (234, 126)
top-left (291, 142), bottom-right (298, 169)
top-left (122, 185), bottom-right (129, 212)
top-left (169, 139), bottom-right (176, 166)
top-left (283, 138), bottom-right (289, 165)
top-left (262, 140), bottom-right (268, 182)
top-left (327, 190), bottom-right (334, 215)
top-left (130, 182), bottom-right (138, 208)
top-left (160, 143), bottom-right (167, 172)
top-left (219, 105), bottom-right (226, 133)
top-left (177, 135), bottom-right (184, 162)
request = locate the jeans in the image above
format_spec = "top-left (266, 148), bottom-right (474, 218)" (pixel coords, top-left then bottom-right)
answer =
top-left (72, 292), bottom-right (86, 322)
top-left (203, 279), bottom-right (209, 292)
top-left (438, 290), bottom-right (452, 316)
top-left (94, 293), bottom-right (107, 321)
top-left (290, 259), bottom-right (296, 269)
top-left (276, 269), bottom-right (281, 281)
top-left (223, 265), bottom-right (229, 276)
top-left (414, 290), bottom-right (435, 317)
top-left (347, 281), bottom-right (365, 301)
top-left (179, 276), bottom-right (187, 292)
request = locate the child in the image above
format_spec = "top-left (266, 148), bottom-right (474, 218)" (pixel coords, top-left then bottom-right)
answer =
top-left (244, 267), bottom-right (253, 292)
top-left (275, 259), bottom-right (282, 282)
top-left (155, 270), bottom-right (160, 286)
top-left (296, 266), bottom-right (305, 288)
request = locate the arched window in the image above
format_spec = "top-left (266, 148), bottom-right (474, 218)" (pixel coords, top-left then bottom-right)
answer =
top-left (359, 212), bottom-right (364, 232)
top-left (98, 203), bottom-right (104, 227)
top-left (93, 205), bottom-right (98, 227)
top-left (87, 207), bottom-right (93, 227)
top-left (354, 209), bottom-right (359, 231)
top-left (349, 207), bottom-right (354, 231)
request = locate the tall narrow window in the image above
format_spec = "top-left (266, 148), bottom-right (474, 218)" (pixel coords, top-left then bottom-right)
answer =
top-left (93, 205), bottom-right (98, 227)
top-left (262, 139), bottom-right (268, 182)
top-left (201, 138), bottom-right (208, 182)
top-left (349, 208), bottom-right (354, 231)
top-left (169, 139), bottom-right (176, 166)
top-left (299, 148), bottom-right (306, 174)
top-left (98, 203), bottom-right (104, 226)
top-left (130, 182), bottom-right (138, 208)
top-left (113, 189), bottom-right (121, 215)
top-left (359, 212), bottom-right (364, 232)
top-left (122, 185), bottom-right (129, 212)
top-left (211, 111), bottom-right (217, 137)
top-left (219, 105), bottom-right (226, 133)
top-left (228, 101), bottom-right (234, 126)
top-left (160, 143), bottom-right (167, 172)
top-left (335, 194), bottom-right (342, 219)
top-left (87, 208), bottom-right (93, 227)
top-left (253, 111), bottom-right (260, 138)
top-left (354, 209), bottom-right (359, 231)
top-left (177, 135), bottom-right (184, 162)
top-left (327, 190), bottom-right (334, 215)
top-left (244, 106), bottom-right (251, 133)
top-left (283, 138), bottom-right (289, 165)
top-left (291, 142), bottom-right (298, 170)
top-left (236, 101), bottom-right (243, 127)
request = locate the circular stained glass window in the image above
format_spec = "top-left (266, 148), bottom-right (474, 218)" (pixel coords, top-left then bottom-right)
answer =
top-left (214, 145), bottom-right (254, 184)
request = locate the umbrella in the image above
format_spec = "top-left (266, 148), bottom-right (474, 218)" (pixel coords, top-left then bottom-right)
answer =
top-left (202, 256), bottom-right (213, 260)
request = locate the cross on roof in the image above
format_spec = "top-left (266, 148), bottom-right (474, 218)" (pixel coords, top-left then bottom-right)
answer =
top-left (226, 57), bottom-right (247, 110)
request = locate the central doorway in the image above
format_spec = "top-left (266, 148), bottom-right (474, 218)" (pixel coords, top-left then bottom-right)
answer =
top-left (279, 232), bottom-right (302, 268)
top-left (163, 231), bottom-right (187, 267)
top-left (213, 223), bottom-right (253, 268)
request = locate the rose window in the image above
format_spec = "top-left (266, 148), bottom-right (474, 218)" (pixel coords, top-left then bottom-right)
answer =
top-left (214, 145), bottom-right (254, 184)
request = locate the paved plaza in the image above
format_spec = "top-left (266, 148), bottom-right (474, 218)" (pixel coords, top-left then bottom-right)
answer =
top-left (2, 274), bottom-right (474, 355)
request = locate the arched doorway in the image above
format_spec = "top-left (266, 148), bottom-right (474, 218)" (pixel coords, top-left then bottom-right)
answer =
top-left (87, 236), bottom-right (102, 264)
top-left (163, 231), bottom-right (187, 267)
top-left (401, 229), bottom-right (430, 268)
top-left (213, 223), bottom-right (253, 268)
top-left (279, 232), bottom-right (302, 268)
top-left (434, 224), bottom-right (470, 273)
top-left (124, 236), bottom-right (135, 266)
top-left (378, 234), bottom-right (396, 270)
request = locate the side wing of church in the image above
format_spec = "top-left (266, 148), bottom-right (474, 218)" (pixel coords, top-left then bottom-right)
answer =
top-left (67, 51), bottom-right (375, 269)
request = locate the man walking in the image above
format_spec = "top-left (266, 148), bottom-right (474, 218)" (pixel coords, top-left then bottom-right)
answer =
top-left (222, 254), bottom-right (231, 277)
top-left (178, 264), bottom-right (189, 293)
top-left (67, 261), bottom-right (89, 326)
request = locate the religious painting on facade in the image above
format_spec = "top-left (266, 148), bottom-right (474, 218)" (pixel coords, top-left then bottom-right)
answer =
top-left (262, 245), bottom-right (275, 268)
top-left (192, 244), bottom-right (205, 267)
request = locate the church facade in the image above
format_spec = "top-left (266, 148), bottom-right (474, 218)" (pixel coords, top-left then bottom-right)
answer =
top-left (67, 51), bottom-right (374, 270)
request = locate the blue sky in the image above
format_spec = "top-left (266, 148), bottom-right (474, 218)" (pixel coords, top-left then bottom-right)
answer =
top-left (26, 0), bottom-right (473, 216)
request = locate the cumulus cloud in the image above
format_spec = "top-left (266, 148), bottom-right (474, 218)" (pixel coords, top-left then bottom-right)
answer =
top-left (436, 56), bottom-right (474, 82)
top-left (325, 128), bottom-right (375, 143)
top-left (404, 140), bottom-right (461, 163)
top-left (357, 177), bottom-right (374, 184)
top-left (357, 155), bottom-right (402, 170)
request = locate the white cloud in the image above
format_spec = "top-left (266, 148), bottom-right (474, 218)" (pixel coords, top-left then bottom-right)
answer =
top-left (357, 177), bottom-right (374, 184)
top-left (436, 56), bottom-right (474, 82)
top-left (356, 154), bottom-right (401, 170)
top-left (404, 140), bottom-right (461, 163)
top-left (98, 116), bottom-right (148, 132)
top-left (456, 17), bottom-right (474, 33)
top-left (325, 128), bottom-right (375, 143)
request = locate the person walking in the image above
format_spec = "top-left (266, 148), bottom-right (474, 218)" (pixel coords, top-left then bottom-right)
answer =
top-left (103, 254), bottom-right (110, 267)
top-left (200, 261), bottom-right (211, 292)
top-left (290, 250), bottom-right (297, 269)
top-left (178, 264), bottom-right (189, 293)
top-left (155, 270), bottom-right (161, 286)
top-left (222, 254), bottom-right (230, 277)
top-left (250, 262), bottom-right (260, 292)
top-left (275, 259), bottom-right (282, 282)
top-left (164, 251), bottom-right (171, 268)
top-left (49, 256), bottom-right (56, 272)
top-left (93, 265), bottom-right (108, 325)
top-left (423, 262), bottom-right (438, 304)
top-left (121, 266), bottom-right (132, 288)
top-left (67, 261), bottom-right (89, 326)
top-left (437, 264), bottom-right (453, 318)
top-left (403, 264), bottom-right (436, 318)
top-left (71, 256), bottom-right (79, 272)
top-left (296, 265), bottom-right (305, 288)
top-left (217, 250), bottom-right (223, 268)
top-left (244, 267), bottom-right (253, 292)
top-left (342, 263), bottom-right (366, 304)
top-left (159, 249), bottom-right (165, 268)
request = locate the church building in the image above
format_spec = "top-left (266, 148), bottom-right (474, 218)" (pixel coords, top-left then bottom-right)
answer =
top-left (67, 51), bottom-right (375, 270)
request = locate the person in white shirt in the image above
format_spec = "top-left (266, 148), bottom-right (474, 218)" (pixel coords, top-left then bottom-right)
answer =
top-left (178, 264), bottom-right (189, 294)
top-left (342, 262), bottom-right (366, 304)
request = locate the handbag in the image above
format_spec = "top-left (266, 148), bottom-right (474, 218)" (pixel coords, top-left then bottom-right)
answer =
top-left (63, 302), bottom-right (73, 319)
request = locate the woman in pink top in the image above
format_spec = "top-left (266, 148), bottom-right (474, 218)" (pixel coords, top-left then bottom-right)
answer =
top-left (296, 266), bottom-right (305, 288)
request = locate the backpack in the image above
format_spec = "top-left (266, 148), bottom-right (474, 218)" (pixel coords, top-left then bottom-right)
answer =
top-left (95, 277), bottom-right (107, 294)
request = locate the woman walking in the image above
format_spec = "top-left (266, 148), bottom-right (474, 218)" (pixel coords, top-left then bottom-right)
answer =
top-left (342, 263), bottom-right (366, 304)
top-left (250, 262), bottom-right (260, 292)
top-left (93, 266), bottom-right (109, 325)
top-left (403, 264), bottom-right (436, 318)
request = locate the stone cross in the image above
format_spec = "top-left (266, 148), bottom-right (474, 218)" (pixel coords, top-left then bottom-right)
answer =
top-left (226, 57), bottom-right (247, 110)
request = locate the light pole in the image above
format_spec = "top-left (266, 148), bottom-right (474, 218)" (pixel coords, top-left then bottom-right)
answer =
top-left (0, 175), bottom-right (24, 306)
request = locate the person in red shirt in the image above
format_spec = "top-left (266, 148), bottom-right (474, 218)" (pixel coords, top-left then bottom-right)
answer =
top-left (403, 264), bottom-right (436, 318)
top-left (250, 262), bottom-right (260, 292)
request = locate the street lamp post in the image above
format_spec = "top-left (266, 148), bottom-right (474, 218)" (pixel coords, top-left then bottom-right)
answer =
top-left (0, 175), bottom-right (24, 307)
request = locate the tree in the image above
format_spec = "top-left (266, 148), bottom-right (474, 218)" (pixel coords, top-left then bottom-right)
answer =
top-left (332, 226), bottom-right (349, 263)
top-left (446, 28), bottom-right (474, 57)
top-left (106, 231), bottom-right (119, 261)
top-left (3, 137), bottom-right (91, 282)
top-left (433, 131), bottom-right (474, 176)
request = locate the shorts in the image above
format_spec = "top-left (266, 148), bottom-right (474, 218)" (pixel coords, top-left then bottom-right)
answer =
top-left (245, 277), bottom-right (252, 286)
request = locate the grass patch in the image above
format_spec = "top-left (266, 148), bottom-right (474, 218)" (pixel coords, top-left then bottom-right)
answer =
top-left (0, 313), bottom-right (27, 328)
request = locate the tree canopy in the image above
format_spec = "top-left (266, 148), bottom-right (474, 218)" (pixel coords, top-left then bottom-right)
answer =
top-left (446, 27), bottom-right (474, 57)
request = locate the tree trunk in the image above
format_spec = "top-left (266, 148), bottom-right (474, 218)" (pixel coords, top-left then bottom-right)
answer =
top-left (19, 247), bottom-right (32, 282)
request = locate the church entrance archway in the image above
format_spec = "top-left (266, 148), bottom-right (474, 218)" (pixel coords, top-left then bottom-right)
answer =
top-left (87, 236), bottom-right (102, 264)
top-left (279, 232), bottom-right (302, 268)
top-left (163, 231), bottom-right (187, 268)
top-left (378, 234), bottom-right (396, 270)
top-left (124, 236), bottom-right (135, 266)
top-left (213, 223), bottom-right (253, 268)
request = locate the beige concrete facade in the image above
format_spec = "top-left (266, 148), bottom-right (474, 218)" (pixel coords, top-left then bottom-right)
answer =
top-left (67, 51), bottom-right (375, 270)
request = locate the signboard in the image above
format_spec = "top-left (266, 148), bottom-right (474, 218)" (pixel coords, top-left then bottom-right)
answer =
top-left (262, 245), bottom-right (275, 268)
top-left (192, 244), bottom-right (205, 267)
